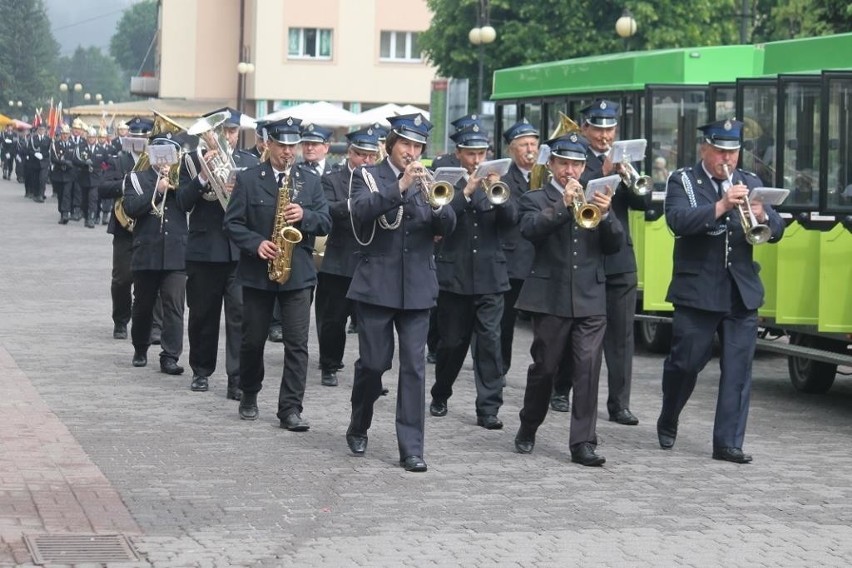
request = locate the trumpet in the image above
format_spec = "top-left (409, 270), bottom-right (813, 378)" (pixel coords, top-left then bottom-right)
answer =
top-left (151, 162), bottom-right (179, 226)
top-left (567, 178), bottom-right (602, 229)
top-left (481, 177), bottom-right (510, 205)
top-left (722, 164), bottom-right (772, 245)
top-left (619, 161), bottom-right (651, 196)
top-left (405, 157), bottom-right (454, 207)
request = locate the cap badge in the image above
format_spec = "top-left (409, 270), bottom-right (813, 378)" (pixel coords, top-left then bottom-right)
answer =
top-left (366, 128), bottom-right (373, 135)
top-left (166, 132), bottom-right (172, 139)
top-left (569, 133), bottom-right (578, 142)
top-left (286, 118), bottom-right (293, 126)
top-left (307, 124), bottom-right (314, 132)
top-left (723, 119), bottom-right (732, 131)
top-left (471, 114), bottom-right (478, 120)
top-left (472, 124), bottom-right (480, 132)
top-left (521, 118), bottom-right (529, 124)
top-left (600, 101), bottom-right (607, 109)
top-left (414, 115), bottom-right (422, 126)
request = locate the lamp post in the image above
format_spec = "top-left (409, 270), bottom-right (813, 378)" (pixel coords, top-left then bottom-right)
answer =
top-left (59, 81), bottom-right (84, 108)
top-left (615, 9), bottom-right (637, 51)
top-left (468, 0), bottom-right (496, 115)
top-left (236, 58), bottom-right (255, 115)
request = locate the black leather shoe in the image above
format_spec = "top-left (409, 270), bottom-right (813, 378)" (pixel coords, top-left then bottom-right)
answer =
top-left (321, 369), bottom-right (338, 387)
top-left (426, 351), bottom-right (437, 364)
top-left (267, 327), bottom-right (283, 342)
top-left (71, 209), bottom-right (82, 221)
top-left (400, 456), bottom-right (427, 472)
top-left (657, 418), bottom-right (678, 450)
top-left (101, 213), bottom-right (110, 225)
top-left (550, 394), bottom-right (570, 413)
top-left (58, 212), bottom-right (70, 225)
top-left (226, 376), bottom-right (242, 401)
top-left (346, 433), bottom-right (368, 455)
top-left (190, 375), bottom-right (209, 392)
top-left (712, 447), bottom-right (753, 464)
top-left (476, 415), bottom-right (504, 430)
top-left (571, 443), bottom-right (606, 467)
top-left (514, 427), bottom-right (536, 454)
top-left (131, 348), bottom-right (147, 367)
top-left (160, 359), bottom-right (184, 375)
top-left (113, 324), bottom-right (127, 340)
top-left (280, 413), bottom-right (310, 432)
top-left (429, 399), bottom-right (447, 417)
top-left (239, 392), bottom-right (258, 420)
top-left (84, 216), bottom-right (95, 228)
top-left (609, 408), bottom-right (639, 426)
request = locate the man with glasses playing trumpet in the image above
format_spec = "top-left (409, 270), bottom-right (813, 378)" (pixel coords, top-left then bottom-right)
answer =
top-left (513, 133), bottom-right (623, 467)
top-left (345, 113), bottom-right (456, 472)
top-left (122, 126), bottom-right (188, 375)
top-left (429, 124), bottom-right (517, 430)
top-left (177, 107), bottom-right (259, 399)
top-left (657, 119), bottom-right (784, 464)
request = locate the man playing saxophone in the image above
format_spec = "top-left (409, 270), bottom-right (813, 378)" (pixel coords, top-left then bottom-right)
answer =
top-left (223, 117), bottom-right (331, 431)
top-left (177, 107), bottom-right (259, 399)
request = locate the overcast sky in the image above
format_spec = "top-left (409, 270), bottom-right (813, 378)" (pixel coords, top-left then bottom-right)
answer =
top-left (45, 0), bottom-right (143, 56)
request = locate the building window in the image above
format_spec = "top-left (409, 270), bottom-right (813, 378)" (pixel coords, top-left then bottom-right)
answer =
top-left (288, 28), bottom-right (332, 59)
top-left (380, 31), bottom-right (421, 62)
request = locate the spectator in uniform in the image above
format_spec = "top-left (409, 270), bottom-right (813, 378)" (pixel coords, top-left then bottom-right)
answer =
top-left (657, 119), bottom-right (784, 464)
top-left (513, 133), bottom-right (623, 467)
top-left (345, 113), bottom-right (457, 472)
top-left (223, 116), bottom-right (331, 431)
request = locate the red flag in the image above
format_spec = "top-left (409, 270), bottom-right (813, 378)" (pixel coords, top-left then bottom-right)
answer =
top-left (32, 108), bottom-right (42, 129)
top-left (47, 98), bottom-right (57, 136)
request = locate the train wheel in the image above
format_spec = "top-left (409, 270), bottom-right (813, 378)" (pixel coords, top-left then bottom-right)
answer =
top-left (636, 318), bottom-right (672, 354)
top-left (787, 334), bottom-right (837, 394)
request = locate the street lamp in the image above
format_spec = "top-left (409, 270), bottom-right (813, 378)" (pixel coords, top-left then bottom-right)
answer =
top-left (95, 93), bottom-right (102, 102)
top-left (469, 0), bottom-right (496, 115)
top-left (236, 59), bottom-right (255, 115)
top-left (59, 81), bottom-right (84, 107)
top-left (615, 9), bottom-right (637, 51)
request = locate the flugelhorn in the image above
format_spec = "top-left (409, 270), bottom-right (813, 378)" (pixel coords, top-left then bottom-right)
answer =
top-left (482, 177), bottom-right (510, 205)
top-left (619, 160), bottom-right (651, 196)
top-left (722, 164), bottom-right (772, 245)
top-left (568, 178), bottom-right (602, 229)
top-left (405, 157), bottom-right (454, 207)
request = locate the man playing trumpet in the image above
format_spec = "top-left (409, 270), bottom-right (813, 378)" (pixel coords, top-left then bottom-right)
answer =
top-left (513, 133), bottom-right (623, 467)
top-left (429, 124), bottom-right (517, 429)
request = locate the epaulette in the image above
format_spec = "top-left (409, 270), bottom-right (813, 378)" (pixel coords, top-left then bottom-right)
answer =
top-left (740, 169), bottom-right (760, 179)
top-left (673, 166), bottom-right (692, 174)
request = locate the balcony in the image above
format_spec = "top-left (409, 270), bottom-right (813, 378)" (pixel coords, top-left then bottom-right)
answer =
top-left (130, 76), bottom-right (160, 97)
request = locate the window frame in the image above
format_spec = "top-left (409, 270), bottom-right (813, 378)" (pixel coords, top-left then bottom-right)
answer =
top-left (379, 30), bottom-right (422, 63)
top-left (288, 27), bottom-right (333, 60)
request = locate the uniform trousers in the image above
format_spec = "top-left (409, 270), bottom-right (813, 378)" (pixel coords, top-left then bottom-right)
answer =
top-left (24, 166), bottom-right (46, 198)
top-left (499, 277), bottom-right (525, 376)
top-left (431, 291), bottom-right (504, 416)
top-left (519, 313), bottom-right (606, 450)
top-left (111, 232), bottom-right (133, 327)
top-left (131, 269), bottom-right (186, 363)
top-left (348, 302), bottom-right (430, 461)
top-left (602, 271), bottom-right (638, 415)
top-left (239, 286), bottom-right (312, 421)
top-left (659, 301), bottom-right (757, 450)
top-left (315, 272), bottom-right (353, 372)
top-left (54, 180), bottom-right (73, 213)
top-left (426, 307), bottom-right (439, 354)
top-left (2, 155), bottom-right (12, 178)
top-left (185, 260), bottom-right (241, 382)
top-left (74, 183), bottom-right (98, 217)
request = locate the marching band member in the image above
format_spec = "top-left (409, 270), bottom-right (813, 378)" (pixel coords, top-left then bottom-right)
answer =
top-left (498, 119), bottom-right (539, 382)
top-left (223, 117), bottom-right (331, 430)
top-left (122, 129), bottom-right (188, 375)
top-left (315, 126), bottom-right (380, 387)
top-left (24, 123), bottom-right (50, 202)
top-left (345, 113), bottom-right (456, 472)
top-left (177, 107), bottom-right (259, 399)
top-left (1, 124), bottom-right (15, 180)
top-left (657, 119), bottom-right (784, 463)
top-left (50, 125), bottom-right (76, 224)
top-left (513, 133), bottom-right (623, 467)
top-left (429, 123), bottom-right (517, 429)
top-left (299, 123), bottom-right (335, 176)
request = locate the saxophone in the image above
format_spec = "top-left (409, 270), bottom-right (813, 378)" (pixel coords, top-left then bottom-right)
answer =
top-left (268, 166), bottom-right (304, 284)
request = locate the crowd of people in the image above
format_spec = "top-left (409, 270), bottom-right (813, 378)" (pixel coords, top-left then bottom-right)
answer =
top-left (3, 100), bottom-right (785, 472)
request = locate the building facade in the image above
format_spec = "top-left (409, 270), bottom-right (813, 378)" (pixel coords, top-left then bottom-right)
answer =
top-left (155, 0), bottom-right (436, 117)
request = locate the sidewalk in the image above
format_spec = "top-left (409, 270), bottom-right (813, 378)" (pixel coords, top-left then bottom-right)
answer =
top-left (1, 177), bottom-right (851, 567)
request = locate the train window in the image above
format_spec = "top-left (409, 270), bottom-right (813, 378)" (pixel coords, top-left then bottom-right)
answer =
top-left (778, 75), bottom-right (821, 211)
top-left (709, 83), bottom-right (736, 122)
top-left (495, 104), bottom-right (518, 158)
top-left (520, 103), bottom-right (542, 137)
top-left (645, 86), bottom-right (708, 172)
top-left (822, 73), bottom-right (852, 214)
top-left (737, 79), bottom-right (777, 189)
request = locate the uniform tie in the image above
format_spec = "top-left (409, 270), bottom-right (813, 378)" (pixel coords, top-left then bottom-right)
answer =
top-left (711, 177), bottom-right (729, 196)
top-left (277, 172), bottom-right (285, 186)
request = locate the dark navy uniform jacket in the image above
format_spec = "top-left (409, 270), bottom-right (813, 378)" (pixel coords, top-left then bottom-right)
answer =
top-left (319, 164), bottom-right (361, 277)
top-left (347, 160), bottom-right (457, 311)
top-left (25, 134), bottom-right (50, 170)
top-left (499, 162), bottom-right (535, 280)
top-left (49, 139), bottom-right (75, 183)
top-left (664, 163), bottom-right (785, 312)
top-left (581, 151), bottom-right (647, 276)
top-left (435, 177), bottom-right (517, 295)
top-left (99, 152), bottom-right (136, 236)
top-left (223, 161), bottom-right (331, 292)
top-left (515, 181), bottom-right (624, 318)
top-left (122, 167), bottom-right (188, 271)
top-left (176, 149), bottom-right (259, 263)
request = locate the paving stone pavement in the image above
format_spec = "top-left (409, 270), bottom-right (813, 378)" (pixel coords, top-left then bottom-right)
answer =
top-left (0, 177), bottom-right (851, 567)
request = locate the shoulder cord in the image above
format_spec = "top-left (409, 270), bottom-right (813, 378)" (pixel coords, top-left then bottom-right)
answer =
top-left (349, 167), bottom-right (403, 247)
top-left (681, 170), bottom-right (726, 236)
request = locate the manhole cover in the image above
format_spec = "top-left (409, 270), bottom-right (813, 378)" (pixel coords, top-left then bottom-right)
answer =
top-left (24, 533), bottom-right (139, 564)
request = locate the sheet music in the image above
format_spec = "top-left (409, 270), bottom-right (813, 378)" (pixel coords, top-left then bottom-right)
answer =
top-left (610, 139), bottom-right (647, 163)
top-left (147, 144), bottom-right (179, 167)
top-left (750, 187), bottom-right (790, 206)
top-left (433, 167), bottom-right (466, 186)
top-left (120, 136), bottom-right (147, 154)
top-left (473, 158), bottom-right (512, 179)
top-left (584, 174), bottom-right (621, 201)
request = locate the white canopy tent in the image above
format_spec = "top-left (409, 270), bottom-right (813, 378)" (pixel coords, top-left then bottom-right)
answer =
top-left (261, 101), bottom-right (360, 128)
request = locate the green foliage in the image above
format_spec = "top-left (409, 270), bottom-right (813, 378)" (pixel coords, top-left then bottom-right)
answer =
top-left (0, 0), bottom-right (59, 120)
top-left (109, 0), bottom-right (158, 75)
top-left (57, 47), bottom-right (128, 108)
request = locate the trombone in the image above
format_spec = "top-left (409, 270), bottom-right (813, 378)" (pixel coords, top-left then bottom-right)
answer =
top-left (405, 157), bottom-right (454, 207)
top-left (722, 164), bottom-right (772, 245)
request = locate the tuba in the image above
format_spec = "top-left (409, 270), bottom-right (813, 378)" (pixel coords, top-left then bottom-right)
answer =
top-left (187, 111), bottom-right (235, 210)
top-left (722, 164), bottom-right (772, 245)
top-left (268, 163), bottom-right (304, 284)
top-left (529, 112), bottom-right (581, 190)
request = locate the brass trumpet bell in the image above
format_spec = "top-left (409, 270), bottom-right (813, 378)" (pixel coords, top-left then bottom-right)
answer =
top-left (426, 179), bottom-right (455, 207)
top-left (620, 162), bottom-right (652, 196)
top-left (574, 201), bottom-right (602, 229)
top-left (483, 178), bottom-right (510, 205)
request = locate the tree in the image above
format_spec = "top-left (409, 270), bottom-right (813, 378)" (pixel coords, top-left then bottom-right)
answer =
top-left (109, 0), bottom-right (158, 76)
top-left (57, 47), bottom-right (128, 108)
top-left (0, 0), bottom-right (60, 121)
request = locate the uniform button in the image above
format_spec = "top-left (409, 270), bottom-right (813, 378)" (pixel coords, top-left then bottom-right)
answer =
top-left (573, 251), bottom-right (577, 256)
top-left (405, 214), bottom-right (412, 219)
top-left (164, 231), bottom-right (169, 235)
top-left (728, 246), bottom-right (732, 251)
top-left (473, 222), bottom-right (478, 227)
top-left (473, 235), bottom-right (478, 239)
top-left (404, 248), bottom-right (408, 252)
top-left (573, 239), bottom-right (578, 243)
top-left (473, 249), bottom-right (478, 254)
top-left (573, 265), bottom-right (578, 269)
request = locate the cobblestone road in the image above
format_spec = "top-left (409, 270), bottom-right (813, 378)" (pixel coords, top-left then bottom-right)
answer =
top-left (1, 178), bottom-right (851, 567)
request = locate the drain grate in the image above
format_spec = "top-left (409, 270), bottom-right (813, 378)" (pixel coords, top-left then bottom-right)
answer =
top-left (24, 533), bottom-right (139, 564)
